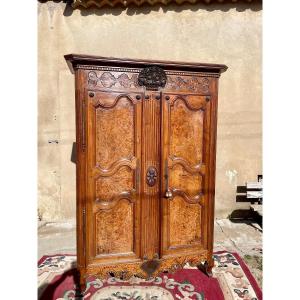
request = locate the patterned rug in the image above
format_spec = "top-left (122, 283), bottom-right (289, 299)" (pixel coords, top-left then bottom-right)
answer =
top-left (38, 252), bottom-right (262, 300)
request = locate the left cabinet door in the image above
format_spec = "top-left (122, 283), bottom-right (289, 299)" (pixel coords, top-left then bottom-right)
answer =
top-left (85, 89), bottom-right (143, 267)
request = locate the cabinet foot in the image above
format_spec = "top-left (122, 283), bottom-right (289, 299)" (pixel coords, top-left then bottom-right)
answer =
top-left (74, 269), bottom-right (86, 298)
top-left (75, 282), bottom-right (86, 299)
top-left (197, 261), bottom-right (213, 277)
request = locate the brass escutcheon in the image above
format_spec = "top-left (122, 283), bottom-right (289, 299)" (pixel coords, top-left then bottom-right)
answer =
top-left (146, 166), bottom-right (157, 187)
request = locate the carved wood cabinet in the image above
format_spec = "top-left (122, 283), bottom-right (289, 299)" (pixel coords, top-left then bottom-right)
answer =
top-left (65, 54), bottom-right (227, 289)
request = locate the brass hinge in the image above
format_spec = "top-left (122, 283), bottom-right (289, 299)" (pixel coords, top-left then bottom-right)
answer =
top-left (82, 208), bottom-right (86, 257)
top-left (81, 98), bottom-right (86, 152)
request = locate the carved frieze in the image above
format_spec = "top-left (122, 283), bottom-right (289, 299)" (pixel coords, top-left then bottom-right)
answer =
top-left (88, 71), bottom-right (139, 89)
top-left (166, 76), bottom-right (210, 93)
top-left (88, 70), bottom-right (211, 93)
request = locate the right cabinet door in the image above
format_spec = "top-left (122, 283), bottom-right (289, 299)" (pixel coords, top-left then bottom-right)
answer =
top-left (161, 93), bottom-right (211, 258)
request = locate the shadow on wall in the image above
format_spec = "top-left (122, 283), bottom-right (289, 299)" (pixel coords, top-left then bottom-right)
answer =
top-left (38, 0), bottom-right (262, 17)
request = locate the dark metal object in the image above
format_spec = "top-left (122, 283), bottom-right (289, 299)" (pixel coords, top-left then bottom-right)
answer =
top-left (136, 95), bottom-right (141, 100)
top-left (138, 66), bottom-right (167, 90)
top-left (145, 95), bottom-right (150, 100)
top-left (155, 94), bottom-right (160, 100)
top-left (205, 96), bottom-right (210, 102)
top-left (146, 166), bottom-right (157, 187)
top-left (89, 92), bottom-right (95, 97)
top-left (165, 95), bottom-right (170, 100)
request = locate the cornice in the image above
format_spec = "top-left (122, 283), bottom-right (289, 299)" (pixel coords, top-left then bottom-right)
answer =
top-left (64, 54), bottom-right (227, 75)
top-left (72, 0), bottom-right (260, 8)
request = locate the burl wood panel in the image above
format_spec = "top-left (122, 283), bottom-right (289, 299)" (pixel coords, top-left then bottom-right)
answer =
top-left (162, 94), bottom-right (207, 253)
top-left (87, 89), bottom-right (141, 262)
top-left (95, 95), bottom-right (134, 168)
top-left (169, 196), bottom-right (202, 247)
top-left (96, 200), bottom-right (133, 255)
top-left (170, 97), bottom-right (204, 165)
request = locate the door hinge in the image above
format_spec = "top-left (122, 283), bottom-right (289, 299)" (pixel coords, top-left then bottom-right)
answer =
top-left (82, 208), bottom-right (86, 258)
top-left (81, 98), bottom-right (86, 152)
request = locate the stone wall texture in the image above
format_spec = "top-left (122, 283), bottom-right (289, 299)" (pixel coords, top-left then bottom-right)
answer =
top-left (38, 1), bottom-right (262, 221)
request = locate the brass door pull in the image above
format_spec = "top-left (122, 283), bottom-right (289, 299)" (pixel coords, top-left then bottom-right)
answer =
top-left (165, 188), bottom-right (173, 198)
top-left (164, 159), bottom-right (173, 199)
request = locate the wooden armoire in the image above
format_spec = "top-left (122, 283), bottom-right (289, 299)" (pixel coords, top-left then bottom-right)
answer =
top-left (65, 54), bottom-right (227, 290)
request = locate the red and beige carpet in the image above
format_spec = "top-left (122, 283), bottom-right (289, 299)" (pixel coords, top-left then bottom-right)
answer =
top-left (38, 251), bottom-right (262, 300)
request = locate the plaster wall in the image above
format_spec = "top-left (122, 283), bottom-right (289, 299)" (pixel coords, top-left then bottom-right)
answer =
top-left (38, 1), bottom-right (262, 221)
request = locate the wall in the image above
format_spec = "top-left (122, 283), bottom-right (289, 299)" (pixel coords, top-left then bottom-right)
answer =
top-left (38, 1), bottom-right (262, 221)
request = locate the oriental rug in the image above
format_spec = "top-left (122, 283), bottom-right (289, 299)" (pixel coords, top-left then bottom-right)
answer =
top-left (38, 251), bottom-right (262, 300)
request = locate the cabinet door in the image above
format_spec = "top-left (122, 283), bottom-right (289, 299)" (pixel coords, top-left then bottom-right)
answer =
top-left (161, 93), bottom-right (211, 258)
top-left (85, 89), bottom-right (142, 266)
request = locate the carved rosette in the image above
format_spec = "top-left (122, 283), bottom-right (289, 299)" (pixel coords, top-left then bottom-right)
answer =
top-left (138, 66), bottom-right (167, 90)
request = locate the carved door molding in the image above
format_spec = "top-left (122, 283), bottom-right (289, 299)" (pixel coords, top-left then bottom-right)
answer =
top-left (160, 93), bottom-right (211, 258)
top-left (86, 89), bottom-right (142, 263)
